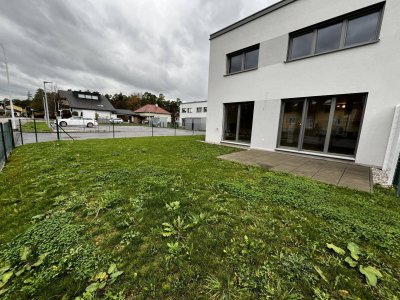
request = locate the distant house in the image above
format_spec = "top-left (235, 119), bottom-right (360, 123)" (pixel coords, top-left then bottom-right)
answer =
top-left (179, 101), bottom-right (207, 131)
top-left (113, 108), bottom-right (137, 123)
top-left (134, 104), bottom-right (171, 126)
top-left (58, 90), bottom-right (116, 120)
top-left (0, 104), bottom-right (26, 117)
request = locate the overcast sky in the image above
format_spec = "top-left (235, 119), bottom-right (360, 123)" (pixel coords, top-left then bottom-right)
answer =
top-left (0, 0), bottom-right (279, 101)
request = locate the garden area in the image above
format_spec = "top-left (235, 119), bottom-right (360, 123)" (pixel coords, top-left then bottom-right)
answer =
top-left (0, 136), bottom-right (399, 299)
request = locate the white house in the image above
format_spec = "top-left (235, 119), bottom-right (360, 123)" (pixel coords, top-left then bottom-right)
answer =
top-left (59, 90), bottom-right (116, 120)
top-left (206, 0), bottom-right (400, 172)
top-left (179, 101), bottom-right (207, 131)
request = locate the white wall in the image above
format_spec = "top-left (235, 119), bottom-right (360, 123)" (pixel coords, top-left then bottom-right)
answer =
top-left (180, 101), bottom-right (207, 123)
top-left (71, 109), bottom-right (113, 119)
top-left (206, 0), bottom-right (400, 167)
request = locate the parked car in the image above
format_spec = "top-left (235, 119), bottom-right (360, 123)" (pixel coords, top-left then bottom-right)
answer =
top-left (109, 118), bottom-right (123, 124)
top-left (56, 116), bottom-right (98, 128)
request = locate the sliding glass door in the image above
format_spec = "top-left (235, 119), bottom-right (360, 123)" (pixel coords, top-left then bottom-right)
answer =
top-left (278, 94), bottom-right (365, 157)
top-left (224, 102), bottom-right (254, 143)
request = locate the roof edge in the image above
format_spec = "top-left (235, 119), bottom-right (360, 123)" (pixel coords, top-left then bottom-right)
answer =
top-left (210, 0), bottom-right (297, 40)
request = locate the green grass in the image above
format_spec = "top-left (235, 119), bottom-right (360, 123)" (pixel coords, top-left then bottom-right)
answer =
top-left (0, 136), bottom-right (399, 299)
top-left (21, 121), bottom-right (53, 133)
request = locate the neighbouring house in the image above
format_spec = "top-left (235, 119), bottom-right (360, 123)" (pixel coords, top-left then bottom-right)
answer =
top-left (179, 101), bottom-right (207, 131)
top-left (134, 104), bottom-right (172, 126)
top-left (58, 90), bottom-right (117, 120)
top-left (0, 104), bottom-right (26, 117)
top-left (206, 0), bottom-right (400, 175)
top-left (113, 109), bottom-right (137, 123)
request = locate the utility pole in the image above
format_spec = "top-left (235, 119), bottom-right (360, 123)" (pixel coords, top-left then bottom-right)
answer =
top-left (0, 44), bottom-right (16, 129)
top-left (43, 81), bottom-right (51, 125)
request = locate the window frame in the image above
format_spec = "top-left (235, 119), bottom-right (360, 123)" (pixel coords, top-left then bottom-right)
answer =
top-left (196, 107), bottom-right (202, 113)
top-left (226, 44), bottom-right (260, 75)
top-left (287, 2), bottom-right (385, 62)
top-left (187, 108), bottom-right (192, 113)
top-left (181, 108), bottom-right (187, 113)
top-left (203, 107), bottom-right (207, 113)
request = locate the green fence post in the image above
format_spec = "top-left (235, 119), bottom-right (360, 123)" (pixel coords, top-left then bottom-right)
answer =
top-left (0, 123), bottom-right (7, 162)
top-left (112, 122), bottom-right (115, 138)
top-left (174, 123), bottom-right (177, 136)
top-left (33, 118), bottom-right (38, 143)
top-left (151, 121), bottom-right (154, 137)
top-left (8, 120), bottom-right (15, 148)
top-left (56, 118), bottom-right (60, 140)
top-left (19, 119), bottom-right (24, 145)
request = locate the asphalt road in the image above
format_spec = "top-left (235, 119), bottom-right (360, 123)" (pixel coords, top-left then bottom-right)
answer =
top-left (17, 125), bottom-right (204, 145)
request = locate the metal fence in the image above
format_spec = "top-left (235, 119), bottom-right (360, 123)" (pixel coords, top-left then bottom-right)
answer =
top-left (392, 154), bottom-right (400, 196)
top-left (13, 117), bottom-right (205, 145)
top-left (0, 120), bottom-right (16, 169)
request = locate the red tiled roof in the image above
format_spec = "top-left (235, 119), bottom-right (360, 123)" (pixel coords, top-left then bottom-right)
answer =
top-left (134, 104), bottom-right (171, 115)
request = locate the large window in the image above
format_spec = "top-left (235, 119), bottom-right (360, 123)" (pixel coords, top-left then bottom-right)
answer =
top-left (224, 102), bottom-right (254, 143)
top-left (288, 3), bottom-right (384, 60)
top-left (278, 94), bottom-right (366, 157)
top-left (227, 45), bottom-right (259, 74)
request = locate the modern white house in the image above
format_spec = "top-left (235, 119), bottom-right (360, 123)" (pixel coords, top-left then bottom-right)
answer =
top-left (206, 0), bottom-right (400, 172)
top-left (179, 101), bottom-right (207, 131)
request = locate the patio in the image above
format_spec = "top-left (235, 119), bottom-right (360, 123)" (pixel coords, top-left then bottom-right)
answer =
top-left (218, 149), bottom-right (372, 192)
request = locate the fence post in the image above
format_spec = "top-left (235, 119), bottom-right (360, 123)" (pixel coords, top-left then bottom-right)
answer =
top-left (56, 118), bottom-right (60, 140)
top-left (151, 121), bottom-right (154, 137)
top-left (0, 123), bottom-right (7, 162)
top-left (174, 123), bottom-right (176, 136)
top-left (112, 122), bottom-right (115, 138)
top-left (19, 119), bottom-right (24, 145)
top-left (33, 118), bottom-right (38, 143)
top-left (8, 120), bottom-right (15, 149)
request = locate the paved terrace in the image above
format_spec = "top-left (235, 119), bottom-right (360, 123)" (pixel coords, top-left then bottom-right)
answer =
top-left (218, 149), bottom-right (372, 193)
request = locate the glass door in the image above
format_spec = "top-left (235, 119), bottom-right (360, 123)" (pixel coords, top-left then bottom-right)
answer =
top-left (328, 95), bottom-right (364, 156)
top-left (223, 102), bottom-right (254, 143)
top-left (278, 94), bottom-right (366, 157)
top-left (279, 100), bottom-right (304, 148)
top-left (302, 97), bottom-right (333, 152)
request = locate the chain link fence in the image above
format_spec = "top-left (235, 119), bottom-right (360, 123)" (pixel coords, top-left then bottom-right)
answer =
top-left (14, 117), bottom-right (205, 144)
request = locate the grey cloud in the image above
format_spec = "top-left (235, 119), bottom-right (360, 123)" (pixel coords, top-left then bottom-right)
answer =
top-left (0, 0), bottom-right (278, 101)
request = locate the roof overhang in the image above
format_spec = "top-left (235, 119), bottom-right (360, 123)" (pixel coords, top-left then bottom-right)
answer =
top-left (210, 0), bottom-right (297, 40)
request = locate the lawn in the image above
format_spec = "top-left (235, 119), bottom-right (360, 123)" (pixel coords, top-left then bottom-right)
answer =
top-left (0, 136), bottom-right (399, 299)
top-left (21, 121), bottom-right (53, 133)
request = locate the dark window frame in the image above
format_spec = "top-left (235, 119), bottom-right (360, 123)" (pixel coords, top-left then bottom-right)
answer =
top-left (197, 107), bottom-right (202, 113)
top-left (182, 108), bottom-right (187, 113)
top-left (203, 107), bottom-right (207, 113)
top-left (226, 44), bottom-right (260, 75)
top-left (287, 2), bottom-right (385, 61)
top-left (187, 108), bottom-right (192, 113)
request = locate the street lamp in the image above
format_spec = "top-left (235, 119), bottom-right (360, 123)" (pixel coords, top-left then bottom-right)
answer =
top-left (0, 44), bottom-right (16, 129)
top-left (43, 81), bottom-right (52, 125)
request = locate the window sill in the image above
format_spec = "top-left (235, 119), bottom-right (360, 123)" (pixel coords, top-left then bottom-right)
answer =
top-left (224, 67), bottom-right (258, 77)
top-left (285, 39), bottom-right (380, 63)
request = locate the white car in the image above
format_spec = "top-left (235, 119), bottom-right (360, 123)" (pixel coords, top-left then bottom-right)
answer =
top-left (56, 116), bottom-right (98, 128)
top-left (109, 118), bottom-right (123, 124)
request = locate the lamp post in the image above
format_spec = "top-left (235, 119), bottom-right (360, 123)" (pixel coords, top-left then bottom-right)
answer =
top-left (0, 44), bottom-right (16, 129)
top-left (43, 81), bottom-right (52, 125)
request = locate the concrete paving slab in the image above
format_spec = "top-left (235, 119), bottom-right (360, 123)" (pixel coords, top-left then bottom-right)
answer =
top-left (219, 149), bottom-right (372, 193)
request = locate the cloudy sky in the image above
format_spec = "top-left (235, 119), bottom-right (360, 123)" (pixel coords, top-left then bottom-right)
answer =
top-left (0, 0), bottom-right (279, 101)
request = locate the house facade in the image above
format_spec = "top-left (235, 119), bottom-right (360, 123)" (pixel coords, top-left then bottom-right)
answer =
top-left (134, 104), bottom-right (172, 126)
top-left (206, 0), bottom-right (400, 168)
top-left (59, 90), bottom-right (116, 120)
top-left (179, 101), bottom-right (207, 131)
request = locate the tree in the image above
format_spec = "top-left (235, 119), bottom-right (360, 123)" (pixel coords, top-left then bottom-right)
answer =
top-left (127, 93), bottom-right (142, 111)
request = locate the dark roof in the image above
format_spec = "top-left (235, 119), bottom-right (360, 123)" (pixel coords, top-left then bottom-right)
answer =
top-left (210, 0), bottom-right (297, 40)
top-left (113, 108), bottom-right (137, 115)
top-left (59, 90), bottom-right (115, 112)
top-left (134, 104), bottom-right (171, 115)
